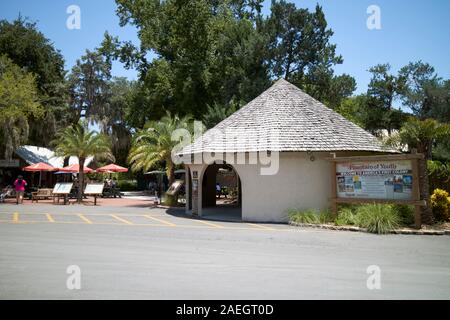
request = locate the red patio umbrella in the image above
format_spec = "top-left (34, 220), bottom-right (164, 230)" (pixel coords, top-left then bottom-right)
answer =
top-left (23, 162), bottom-right (58, 172)
top-left (59, 164), bottom-right (94, 173)
top-left (96, 164), bottom-right (129, 173)
top-left (23, 162), bottom-right (58, 187)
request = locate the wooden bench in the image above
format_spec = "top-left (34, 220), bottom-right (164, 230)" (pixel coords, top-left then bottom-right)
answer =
top-left (31, 188), bottom-right (53, 202)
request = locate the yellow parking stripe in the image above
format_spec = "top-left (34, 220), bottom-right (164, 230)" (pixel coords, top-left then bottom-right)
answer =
top-left (78, 214), bottom-right (92, 224)
top-left (246, 223), bottom-right (276, 231)
top-left (13, 212), bottom-right (19, 223)
top-left (144, 215), bottom-right (176, 227)
top-left (193, 219), bottom-right (224, 228)
top-left (110, 214), bottom-right (133, 225)
top-left (46, 214), bottom-right (55, 223)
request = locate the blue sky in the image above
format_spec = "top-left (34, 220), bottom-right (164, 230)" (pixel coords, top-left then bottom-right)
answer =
top-left (1, 0), bottom-right (449, 99)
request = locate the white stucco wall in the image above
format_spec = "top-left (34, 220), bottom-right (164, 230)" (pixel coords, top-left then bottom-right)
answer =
top-left (234, 152), bottom-right (331, 222)
top-left (186, 152), bottom-right (334, 222)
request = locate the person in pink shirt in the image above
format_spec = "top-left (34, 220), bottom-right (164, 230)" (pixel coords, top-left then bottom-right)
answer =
top-left (14, 175), bottom-right (27, 204)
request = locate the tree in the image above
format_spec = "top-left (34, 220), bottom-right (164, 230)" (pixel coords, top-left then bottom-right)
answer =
top-left (264, 1), bottom-right (355, 104)
top-left (203, 101), bottom-right (238, 129)
top-left (395, 118), bottom-right (450, 224)
top-left (52, 122), bottom-right (113, 203)
top-left (67, 49), bottom-right (112, 126)
top-left (366, 64), bottom-right (402, 134)
top-left (397, 61), bottom-right (446, 120)
top-left (0, 17), bottom-right (69, 146)
top-left (128, 112), bottom-right (192, 190)
top-left (0, 55), bottom-right (43, 159)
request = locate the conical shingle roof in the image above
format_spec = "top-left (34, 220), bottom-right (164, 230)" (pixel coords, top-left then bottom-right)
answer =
top-left (182, 79), bottom-right (393, 154)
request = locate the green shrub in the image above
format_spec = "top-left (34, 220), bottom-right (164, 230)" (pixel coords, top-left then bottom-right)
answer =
top-left (335, 207), bottom-right (357, 226)
top-left (392, 204), bottom-right (415, 225)
top-left (430, 188), bottom-right (450, 222)
top-left (355, 204), bottom-right (400, 234)
top-left (318, 209), bottom-right (334, 224)
top-left (287, 209), bottom-right (319, 224)
top-left (117, 180), bottom-right (138, 191)
top-left (162, 193), bottom-right (179, 206)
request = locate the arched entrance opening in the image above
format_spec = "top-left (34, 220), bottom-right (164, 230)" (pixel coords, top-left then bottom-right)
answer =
top-left (201, 163), bottom-right (242, 221)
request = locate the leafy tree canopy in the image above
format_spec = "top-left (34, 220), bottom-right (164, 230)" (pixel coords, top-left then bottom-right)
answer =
top-left (0, 55), bottom-right (43, 159)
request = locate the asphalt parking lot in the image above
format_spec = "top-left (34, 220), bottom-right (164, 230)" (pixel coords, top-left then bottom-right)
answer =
top-left (0, 203), bottom-right (449, 299)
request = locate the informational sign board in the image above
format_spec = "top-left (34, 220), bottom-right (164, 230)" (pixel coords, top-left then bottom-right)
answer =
top-left (52, 182), bottom-right (73, 194)
top-left (336, 160), bottom-right (413, 200)
top-left (84, 183), bottom-right (104, 195)
top-left (0, 159), bottom-right (20, 167)
top-left (328, 154), bottom-right (425, 228)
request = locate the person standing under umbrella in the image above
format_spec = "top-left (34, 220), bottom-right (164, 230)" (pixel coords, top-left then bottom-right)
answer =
top-left (14, 175), bottom-right (27, 204)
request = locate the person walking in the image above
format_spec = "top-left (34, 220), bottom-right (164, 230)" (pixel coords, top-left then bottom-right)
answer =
top-left (14, 175), bottom-right (27, 204)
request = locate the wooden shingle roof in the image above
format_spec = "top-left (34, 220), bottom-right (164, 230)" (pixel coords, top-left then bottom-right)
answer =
top-left (182, 79), bottom-right (394, 154)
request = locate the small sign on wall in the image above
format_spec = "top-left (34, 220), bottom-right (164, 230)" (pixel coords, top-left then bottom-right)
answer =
top-left (0, 159), bottom-right (20, 167)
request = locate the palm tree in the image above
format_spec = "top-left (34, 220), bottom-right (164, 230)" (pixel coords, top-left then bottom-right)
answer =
top-left (396, 118), bottom-right (450, 224)
top-left (52, 122), bottom-right (113, 203)
top-left (128, 112), bottom-right (192, 201)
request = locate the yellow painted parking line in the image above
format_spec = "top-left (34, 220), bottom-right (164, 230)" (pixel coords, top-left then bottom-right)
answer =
top-left (46, 213), bottom-right (55, 223)
top-left (192, 219), bottom-right (225, 229)
top-left (144, 215), bottom-right (176, 227)
top-left (13, 212), bottom-right (19, 223)
top-left (110, 214), bottom-right (133, 225)
top-left (78, 214), bottom-right (92, 224)
top-left (246, 223), bottom-right (276, 231)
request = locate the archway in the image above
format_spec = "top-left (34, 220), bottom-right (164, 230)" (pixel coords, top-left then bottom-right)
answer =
top-left (201, 163), bottom-right (242, 221)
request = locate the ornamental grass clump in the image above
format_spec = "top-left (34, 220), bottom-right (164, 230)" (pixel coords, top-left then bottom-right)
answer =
top-left (287, 209), bottom-right (319, 224)
top-left (355, 204), bottom-right (400, 234)
top-left (335, 207), bottom-right (357, 226)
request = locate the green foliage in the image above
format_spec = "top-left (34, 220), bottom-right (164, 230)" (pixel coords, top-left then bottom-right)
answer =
top-left (397, 117), bottom-right (450, 156)
top-left (428, 160), bottom-right (450, 193)
top-left (104, 0), bottom-right (354, 120)
top-left (287, 208), bottom-right (333, 224)
top-left (0, 55), bottom-right (43, 159)
top-left (354, 204), bottom-right (400, 234)
top-left (128, 112), bottom-right (192, 185)
top-left (430, 189), bottom-right (450, 222)
top-left (203, 102), bottom-right (238, 129)
top-left (52, 121), bottom-right (113, 161)
top-left (392, 204), bottom-right (415, 225)
top-left (68, 49), bottom-right (112, 126)
top-left (117, 180), bottom-right (138, 191)
top-left (52, 121), bottom-right (113, 202)
top-left (0, 17), bottom-right (69, 146)
top-left (397, 61), bottom-right (444, 119)
top-left (335, 207), bottom-right (357, 226)
top-left (287, 209), bottom-right (319, 224)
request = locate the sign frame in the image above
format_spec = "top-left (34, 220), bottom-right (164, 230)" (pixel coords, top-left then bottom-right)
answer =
top-left (328, 153), bottom-right (425, 229)
top-left (84, 183), bottom-right (105, 205)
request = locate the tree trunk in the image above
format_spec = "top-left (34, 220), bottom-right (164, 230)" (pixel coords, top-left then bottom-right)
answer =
top-left (417, 145), bottom-right (434, 225)
top-left (78, 157), bottom-right (85, 204)
top-left (167, 162), bottom-right (175, 186)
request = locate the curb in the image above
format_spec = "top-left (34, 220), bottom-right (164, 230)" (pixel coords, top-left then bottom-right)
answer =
top-left (289, 222), bottom-right (448, 236)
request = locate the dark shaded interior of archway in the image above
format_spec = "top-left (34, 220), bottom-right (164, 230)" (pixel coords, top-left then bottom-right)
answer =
top-left (202, 164), bottom-right (242, 220)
